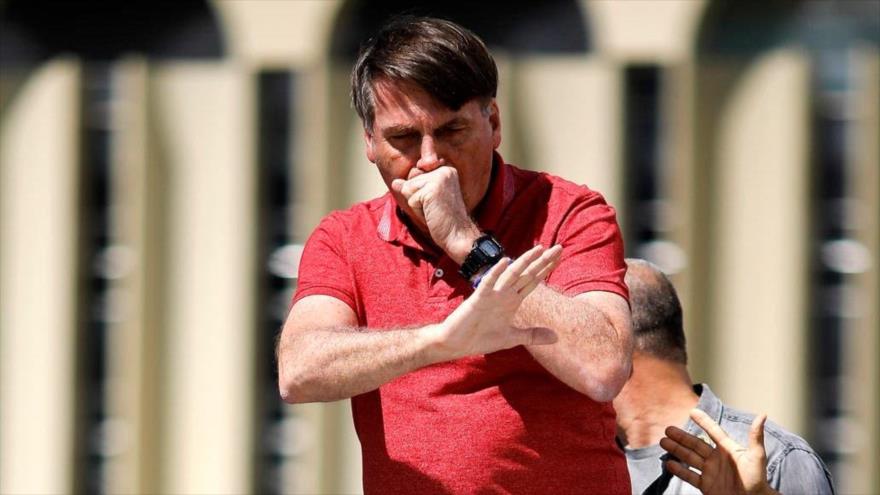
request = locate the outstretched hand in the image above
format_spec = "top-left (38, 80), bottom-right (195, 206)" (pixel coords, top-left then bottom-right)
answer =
top-left (659, 408), bottom-right (779, 495)
top-left (431, 244), bottom-right (563, 360)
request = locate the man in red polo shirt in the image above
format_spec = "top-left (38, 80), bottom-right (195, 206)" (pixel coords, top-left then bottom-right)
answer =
top-left (277, 16), bottom-right (633, 494)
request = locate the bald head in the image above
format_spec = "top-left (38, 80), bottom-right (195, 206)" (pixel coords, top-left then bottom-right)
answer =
top-left (625, 259), bottom-right (687, 364)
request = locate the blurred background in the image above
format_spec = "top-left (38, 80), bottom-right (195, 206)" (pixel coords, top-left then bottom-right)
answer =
top-left (0, 0), bottom-right (877, 494)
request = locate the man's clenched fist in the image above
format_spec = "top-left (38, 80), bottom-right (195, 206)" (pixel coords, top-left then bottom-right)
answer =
top-left (391, 166), bottom-right (481, 263)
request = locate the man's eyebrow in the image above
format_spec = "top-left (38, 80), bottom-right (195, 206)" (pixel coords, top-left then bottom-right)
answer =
top-left (437, 117), bottom-right (468, 130)
top-left (381, 124), bottom-right (416, 136)
top-left (381, 116), bottom-right (470, 137)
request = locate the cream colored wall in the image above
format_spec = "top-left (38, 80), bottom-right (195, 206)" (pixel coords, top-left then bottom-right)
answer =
top-left (1, 1), bottom-right (877, 494)
top-left (588, 0), bottom-right (706, 62)
top-left (0, 59), bottom-right (81, 495)
top-left (213, 0), bottom-right (340, 67)
top-left (151, 62), bottom-right (257, 495)
top-left (710, 49), bottom-right (810, 433)
top-left (846, 45), bottom-right (879, 495)
top-left (512, 57), bottom-right (622, 207)
top-left (104, 58), bottom-right (167, 495)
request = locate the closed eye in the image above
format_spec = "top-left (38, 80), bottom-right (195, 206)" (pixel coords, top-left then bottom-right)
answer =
top-left (436, 125), bottom-right (466, 139)
top-left (387, 132), bottom-right (418, 144)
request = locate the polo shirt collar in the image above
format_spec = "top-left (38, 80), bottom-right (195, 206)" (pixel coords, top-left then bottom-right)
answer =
top-left (376, 152), bottom-right (516, 252)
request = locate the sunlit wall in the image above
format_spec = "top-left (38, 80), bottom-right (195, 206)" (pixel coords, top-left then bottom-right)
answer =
top-left (1, 1), bottom-right (877, 494)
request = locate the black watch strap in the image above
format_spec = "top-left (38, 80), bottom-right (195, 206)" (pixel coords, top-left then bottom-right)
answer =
top-left (459, 233), bottom-right (505, 281)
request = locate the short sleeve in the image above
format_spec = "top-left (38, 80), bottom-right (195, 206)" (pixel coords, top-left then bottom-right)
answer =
top-left (292, 213), bottom-right (357, 313)
top-left (770, 448), bottom-right (835, 495)
top-left (546, 190), bottom-right (628, 301)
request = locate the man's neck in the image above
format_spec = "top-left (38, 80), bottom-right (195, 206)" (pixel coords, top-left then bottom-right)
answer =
top-left (613, 355), bottom-right (699, 449)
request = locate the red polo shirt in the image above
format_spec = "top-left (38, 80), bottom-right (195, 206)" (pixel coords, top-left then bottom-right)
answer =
top-left (294, 155), bottom-right (630, 494)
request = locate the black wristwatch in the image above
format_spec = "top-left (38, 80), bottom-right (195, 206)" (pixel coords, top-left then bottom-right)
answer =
top-left (458, 233), bottom-right (505, 282)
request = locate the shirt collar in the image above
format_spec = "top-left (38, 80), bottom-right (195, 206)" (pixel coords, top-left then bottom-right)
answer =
top-left (682, 383), bottom-right (724, 445)
top-left (376, 152), bottom-right (516, 252)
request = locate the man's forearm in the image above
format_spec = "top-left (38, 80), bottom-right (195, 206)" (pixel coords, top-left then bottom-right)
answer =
top-left (278, 325), bottom-right (442, 403)
top-left (514, 284), bottom-right (632, 401)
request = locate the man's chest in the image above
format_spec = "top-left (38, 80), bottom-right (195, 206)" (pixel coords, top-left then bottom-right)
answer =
top-left (351, 246), bottom-right (468, 328)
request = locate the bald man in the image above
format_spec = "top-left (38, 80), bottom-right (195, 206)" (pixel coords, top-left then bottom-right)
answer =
top-left (613, 259), bottom-right (834, 495)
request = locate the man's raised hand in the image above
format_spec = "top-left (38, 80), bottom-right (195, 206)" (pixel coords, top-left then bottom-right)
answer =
top-left (427, 244), bottom-right (563, 361)
top-left (660, 409), bottom-right (779, 495)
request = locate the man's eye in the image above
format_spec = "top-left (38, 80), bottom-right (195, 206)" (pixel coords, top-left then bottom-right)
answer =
top-left (438, 126), bottom-right (465, 138)
top-left (389, 134), bottom-right (417, 143)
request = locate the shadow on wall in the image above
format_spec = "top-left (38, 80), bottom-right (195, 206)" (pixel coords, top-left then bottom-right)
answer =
top-left (0, 0), bottom-right (225, 113)
top-left (329, 0), bottom-right (590, 59)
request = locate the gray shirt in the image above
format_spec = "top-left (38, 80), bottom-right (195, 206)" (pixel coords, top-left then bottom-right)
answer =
top-left (623, 384), bottom-right (835, 495)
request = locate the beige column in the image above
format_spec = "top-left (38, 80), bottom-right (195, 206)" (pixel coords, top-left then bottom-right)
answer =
top-left (845, 45), bottom-right (879, 495)
top-left (587, 0), bottom-right (707, 63)
top-left (273, 62), bottom-right (364, 494)
top-left (662, 62), bottom-right (699, 370)
top-left (0, 59), bottom-right (81, 495)
top-left (709, 49), bottom-right (810, 432)
top-left (151, 62), bottom-right (257, 495)
top-left (101, 57), bottom-right (166, 495)
top-left (512, 57), bottom-right (622, 209)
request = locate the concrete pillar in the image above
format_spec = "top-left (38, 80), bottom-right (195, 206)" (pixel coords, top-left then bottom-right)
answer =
top-left (709, 49), bottom-right (811, 432)
top-left (151, 62), bottom-right (257, 495)
top-left (0, 59), bottom-right (81, 495)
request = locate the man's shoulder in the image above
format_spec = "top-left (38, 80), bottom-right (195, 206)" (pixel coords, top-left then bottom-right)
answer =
top-left (718, 404), bottom-right (820, 460)
top-left (507, 163), bottom-right (607, 205)
top-left (314, 195), bottom-right (388, 230)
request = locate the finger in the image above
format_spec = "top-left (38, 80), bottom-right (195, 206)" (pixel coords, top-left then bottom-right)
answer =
top-left (665, 459), bottom-right (702, 490)
top-left (749, 413), bottom-right (767, 454)
top-left (516, 279), bottom-right (542, 298)
top-left (664, 425), bottom-right (714, 459)
top-left (532, 255), bottom-right (561, 281)
top-left (522, 255), bottom-right (561, 291)
top-left (406, 193), bottom-right (424, 215)
top-left (400, 179), bottom-right (426, 198)
top-left (513, 245), bottom-right (562, 292)
top-left (690, 408), bottom-right (740, 452)
top-left (474, 257), bottom-right (510, 295)
top-left (495, 245), bottom-right (543, 290)
top-left (659, 436), bottom-right (705, 471)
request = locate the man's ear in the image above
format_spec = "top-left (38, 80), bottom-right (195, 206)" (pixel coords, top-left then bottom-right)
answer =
top-left (488, 100), bottom-right (502, 149)
top-left (363, 128), bottom-right (376, 163)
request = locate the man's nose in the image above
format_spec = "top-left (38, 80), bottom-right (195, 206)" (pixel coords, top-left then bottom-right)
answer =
top-left (415, 135), bottom-right (443, 172)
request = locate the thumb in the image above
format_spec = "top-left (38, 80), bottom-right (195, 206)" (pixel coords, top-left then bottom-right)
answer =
top-left (749, 413), bottom-right (767, 451)
top-left (516, 327), bottom-right (557, 346)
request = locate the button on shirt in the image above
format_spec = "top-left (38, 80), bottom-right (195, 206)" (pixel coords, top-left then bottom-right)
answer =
top-left (294, 154), bottom-right (630, 494)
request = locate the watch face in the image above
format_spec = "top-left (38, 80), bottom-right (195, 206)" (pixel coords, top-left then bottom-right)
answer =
top-left (481, 240), bottom-right (501, 257)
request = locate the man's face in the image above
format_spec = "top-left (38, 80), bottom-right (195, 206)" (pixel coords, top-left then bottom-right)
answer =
top-left (364, 78), bottom-right (502, 219)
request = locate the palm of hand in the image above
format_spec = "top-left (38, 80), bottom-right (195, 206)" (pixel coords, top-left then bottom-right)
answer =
top-left (438, 244), bottom-right (561, 358)
top-left (660, 409), bottom-right (775, 495)
top-left (699, 443), bottom-right (766, 495)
